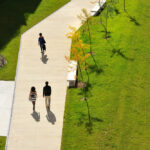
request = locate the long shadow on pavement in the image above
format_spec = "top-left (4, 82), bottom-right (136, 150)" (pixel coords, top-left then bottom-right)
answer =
top-left (46, 109), bottom-right (56, 125)
top-left (31, 111), bottom-right (40, 122)
top-left (41, 53), bottom-right (48, 64)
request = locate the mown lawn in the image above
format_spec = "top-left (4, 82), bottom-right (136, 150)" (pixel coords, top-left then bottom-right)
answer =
top-left (61, 0), bottom-right (150, 150)
top-left (0, 137), bottom-right (6, 150)
top-left (0, 0), bottom-right (70, 80)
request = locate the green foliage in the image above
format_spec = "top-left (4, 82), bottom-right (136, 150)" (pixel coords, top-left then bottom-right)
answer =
top-left (61, 0), bottom-right (150, 149)
top-left (0, 0), bottom-right (70, 80)
top-left (0, 137), bottom-right (6, 150)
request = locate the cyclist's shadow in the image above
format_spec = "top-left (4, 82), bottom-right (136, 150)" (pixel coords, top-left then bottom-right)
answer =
top-left (41, 52), bottom-right (48, 64)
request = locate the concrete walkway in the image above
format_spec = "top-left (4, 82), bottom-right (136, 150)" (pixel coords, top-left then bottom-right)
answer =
top-left (0, 81), bottom-right (14, 136)
top-left (6, 0), bottom-right (93, 150)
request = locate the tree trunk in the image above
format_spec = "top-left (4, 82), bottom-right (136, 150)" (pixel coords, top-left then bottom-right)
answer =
top-left (78, 62), bottom-right (84, 83)
top-left (78, 62), bottom-right (86, 99)
top-left (124, 0), bottom-right (126, 11)
top-left (87, 20), bottom-right (92, 54)
top-left (80, 45), bottom-right (90, 84)
top-left (85, 99), bottom-right (91, 124)
top-left (105, 6), bottom-right (108, 39)
top-left (87, 20), bottom-right (99, 69)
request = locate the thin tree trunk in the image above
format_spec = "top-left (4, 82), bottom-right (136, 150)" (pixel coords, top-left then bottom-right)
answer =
top-left (85, 99), bottom-right (91, 123)
top-left (87, 20), bottom-right (99, 69)
top-left (79, 61), bottom-right (91, 124)
top-left (78, 62), bottom-right (84, 83)
top-left (124, 0), bottom-right (126, 11)
top-left (99, 0), bottom-right (102, 24)
top-left (105, 6), bottom-right (108, 39)
top-left (87, 20), bottom-right (92, 54)
top-left (80, 45), bottom-right (90, 84)
top-left (78, 62), bottom-right (87, 99)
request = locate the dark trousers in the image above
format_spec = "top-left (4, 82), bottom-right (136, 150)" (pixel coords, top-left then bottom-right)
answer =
top-left (32, 101), bottom-right (36, 111)
top-left (40, 44), bottom-right (44, 52)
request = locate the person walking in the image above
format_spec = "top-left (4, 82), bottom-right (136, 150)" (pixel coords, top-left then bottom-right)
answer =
top-left (38, 33), bottom-right (46, 53)
top-left (43, 81), bottom-right (51, 110)
top-left (29, 87), bottom-right (37, 111)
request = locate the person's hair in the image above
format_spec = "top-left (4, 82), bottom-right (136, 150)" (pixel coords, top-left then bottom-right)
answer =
top-left (31, 86), bottom-right (36, 92)
top-left (39, 33), bottom-right (42, 36)
top-left (45, 81), bottom-right (48, 85)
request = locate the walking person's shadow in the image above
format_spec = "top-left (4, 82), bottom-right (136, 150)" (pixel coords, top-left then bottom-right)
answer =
top-left (41, 52), bottom-right (48, 64)
top-left (46, 109), bottom-right (56, 124)
top-left (31, 111), bottom-right (40, 122)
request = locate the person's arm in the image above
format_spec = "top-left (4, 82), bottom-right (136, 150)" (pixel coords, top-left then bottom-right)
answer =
top-left (38, 38), bottom-right (40, 45)
top-left (50, 86), bottom-right (51, 95)
top-left (35, 92), bottom-right (37, 98)
top-left (29, 91), bottom-right (31, 100)
top-left (43, 37), bottom-right (46, 44)
top-left (43, 87), bottom-right (45, 97)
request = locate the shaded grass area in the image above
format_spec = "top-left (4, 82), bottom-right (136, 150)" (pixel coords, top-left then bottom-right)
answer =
top-left (0, 0), bottom-right (70, 80)
top-left (61, 0), bottom-right (150, 150)
top-left (0, 137), bottom-right (6, 150)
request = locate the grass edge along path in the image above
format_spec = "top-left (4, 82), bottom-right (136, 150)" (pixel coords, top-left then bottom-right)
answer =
top-left (0, 137), bottom-right (6, 150)
top-left (61, 0), bottom-right (150, 150)
top-left (0, 0), bottom-right (70, 80)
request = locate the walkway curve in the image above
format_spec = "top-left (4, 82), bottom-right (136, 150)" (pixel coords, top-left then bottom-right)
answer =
top-left (6, 0), bottom-right (93, 150)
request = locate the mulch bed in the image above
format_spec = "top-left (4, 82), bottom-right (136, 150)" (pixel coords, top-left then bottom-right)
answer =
top-left (77, 81), bottom-right (86, 88)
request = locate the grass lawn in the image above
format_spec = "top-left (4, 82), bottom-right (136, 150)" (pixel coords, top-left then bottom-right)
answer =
top-left (61, 0), bottom-right (150, 150)
top-left (0, 137), bottom-right (6, 150)
top-left (0, 0), bottom-right (70, 80)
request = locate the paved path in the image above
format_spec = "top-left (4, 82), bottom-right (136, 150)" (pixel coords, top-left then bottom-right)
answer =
top-left (0, 81), bottom-right (14, 136)
top-left (6, 0), bottom-right (93, 150)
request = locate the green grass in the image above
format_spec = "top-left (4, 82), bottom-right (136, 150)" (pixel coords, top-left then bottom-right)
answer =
top-left (0, 137), bottom-right (6, 150)
top-left (61, 0), bottom-right (150, 150)
top-left (0, 0), bottom-right (70, 80)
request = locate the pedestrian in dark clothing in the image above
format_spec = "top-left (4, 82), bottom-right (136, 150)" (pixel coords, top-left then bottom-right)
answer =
top-left (29, 87), bottom-right (37, 112)
top-left (38, 33), bottom-right (46, 53)
top-left (43, 81), bottom-right (51, 110)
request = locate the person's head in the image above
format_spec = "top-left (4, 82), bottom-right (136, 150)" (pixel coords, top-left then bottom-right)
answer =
top-left (31, 86), bottom-right (36, 92)
top-left (39, 33), bottom-right (42, 37)
top-left (45, 81), bottom-right (49, 86)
